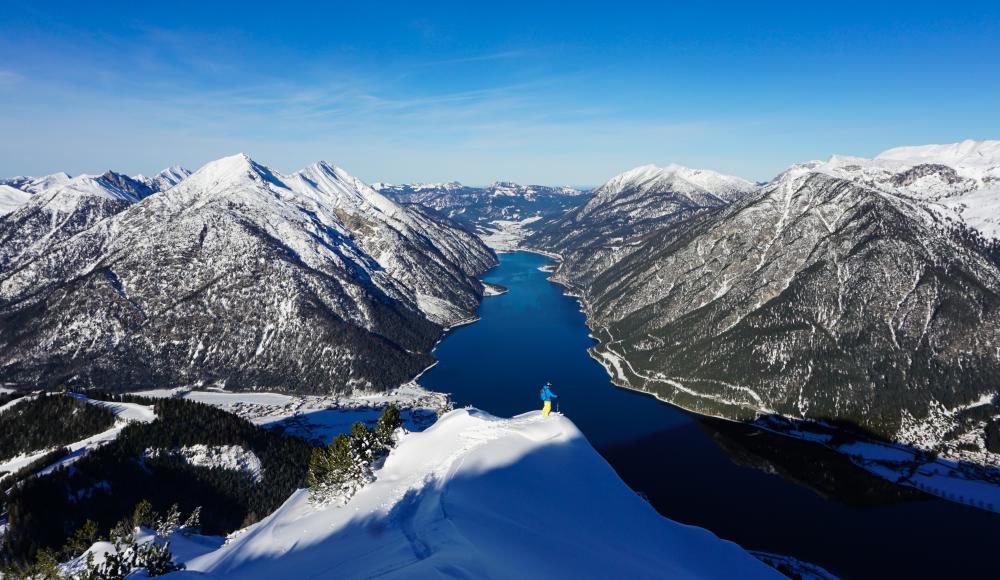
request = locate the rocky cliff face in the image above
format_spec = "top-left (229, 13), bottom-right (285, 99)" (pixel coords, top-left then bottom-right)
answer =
top-left (0, 155), bottom-right (496, 394)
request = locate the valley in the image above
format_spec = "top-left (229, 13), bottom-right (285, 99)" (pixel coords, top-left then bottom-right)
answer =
top-left (1, 140), bottom-right (999, 578)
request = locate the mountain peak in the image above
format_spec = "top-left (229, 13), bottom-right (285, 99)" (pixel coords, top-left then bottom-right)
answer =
top-left (181, 153), bottom-right (267, 189)
top-left (875, 139), bottom-right (1000, 167)
top-left (595, 163), bottom-right (754, 202)
top-left (154, 165), bottom-right (192, 185)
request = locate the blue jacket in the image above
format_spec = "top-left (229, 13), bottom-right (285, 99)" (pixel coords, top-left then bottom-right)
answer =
top-left (540, 385), bottom-right (557, 401)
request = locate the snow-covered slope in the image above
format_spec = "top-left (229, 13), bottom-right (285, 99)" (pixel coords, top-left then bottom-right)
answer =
top-left (527, 163), bottom-right (755, 288)
top-left (0, 174), bottom-right (140, 271)
top-left (1, 172), bottom-right (72, 195)
top-left (0, 154), bottom-right (495, 393)
top-left (875, 139), bottom-right (1000, 167)
top-left (0, 184), bottom-right (31, 215)
top-left (183, 409), bottom-right (777, 579)
top-left (148, 165), bottom-right (192, 191)
top-left (586, 163), bottom-right (754, 211)
top-left (779, 140), bottom-right (1000, 238)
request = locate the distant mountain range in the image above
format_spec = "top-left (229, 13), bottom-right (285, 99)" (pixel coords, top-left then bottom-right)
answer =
top-left (0, 155), bottom-right (494, 393)
top-left (4, 141), bottom-right (1000, 465)
top-left (373, 181), bottom-right (587, 248)
top-left (524, 140), bottom-right (1000, 468)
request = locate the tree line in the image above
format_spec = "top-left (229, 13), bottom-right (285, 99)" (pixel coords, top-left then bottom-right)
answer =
top-left (1, 396), bottom-right (312, 567)
top-left (307, 405), bottom-right (402, 505)
top-left (0, 393), bottom-right (115, 463)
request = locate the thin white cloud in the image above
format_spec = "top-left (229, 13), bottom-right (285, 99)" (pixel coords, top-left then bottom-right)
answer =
top-left (0, 69), bottom-right (23, 87)
top-left (412, 50), bottom-right (536, 68)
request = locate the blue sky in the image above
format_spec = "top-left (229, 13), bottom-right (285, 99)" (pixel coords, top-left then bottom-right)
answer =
top-left (1, 1), bottom-right (998, 185)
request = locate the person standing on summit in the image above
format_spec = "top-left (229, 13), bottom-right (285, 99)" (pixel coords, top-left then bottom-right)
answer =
top-left (540, 382), bottom-right (558, 417)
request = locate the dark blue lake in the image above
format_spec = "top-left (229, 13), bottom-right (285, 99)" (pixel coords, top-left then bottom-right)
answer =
top-left (419, 251), bottom-right (997, 578)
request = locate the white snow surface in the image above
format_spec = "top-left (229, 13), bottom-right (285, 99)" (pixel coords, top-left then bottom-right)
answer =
top-left (154, 165), bottom-right (192, 187)
top-left (180, 409), bottom-right (776, 579)
top-left (0, 184), bottom-right (31, 215)
top-left (144, 445), bottom-right (263, 482)
top-left (778, 139), bottom-right (1000, 238)
top-left (1, 172), bottom-right (72, 194)
top-left (21, 173), bottom-right (139, 214)
top-left (875, 139), bottom-right (1000, 167)
top-left (590, 163), bottom-right (755, 208)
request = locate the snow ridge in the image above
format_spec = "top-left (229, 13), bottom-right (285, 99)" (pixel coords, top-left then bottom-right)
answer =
top-left (184, 409), bottom-right (777, 579)
top-left (776, 140), bottom-right (1000, 238)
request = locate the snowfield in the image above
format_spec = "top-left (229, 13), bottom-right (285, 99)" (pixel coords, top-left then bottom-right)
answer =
top-left (0, 184), bottom-right (31, 215)
top-left (781, 139), bottom-right (1000, 238)
top-left (177, 409), bottom-right (777, 579)
top-left (477, 217), bottom-right (543, 252)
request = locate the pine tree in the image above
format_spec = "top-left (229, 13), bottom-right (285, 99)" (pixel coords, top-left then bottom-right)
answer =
top-left (328, 433), bottom-right (355, 482)
top-left (306, 447), bottom-right (335, 502)
top-left (376, 405), bottom-right (403, 449)
top-left (181, 506), bottom-right (202, 534)
top-left (350, 421), bottom-right (380, 466)
top-left (24, 548), bottom-right (60, 579)
top-left (306, 409), bottom-right (408, 506)
top-left (78, 518), bottom-right (183, 579)
top-left (61, 518), bottom-right (100, 559)
top-left (136, 540), bottom-right (183, 576)
top-left (131, 499), bottom-right (155, 530)
top-left (155, 503), bottom-right (181, 537)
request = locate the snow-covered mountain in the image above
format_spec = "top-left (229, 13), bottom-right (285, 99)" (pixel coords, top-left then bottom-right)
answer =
top-left (374, 180), bottom-right (589, 250)
top-left (0, 154), bottom-right (496, 393)
top-left (531, 163), bottom-right (754, 250)
top-left (0, 165), bottom-right (189, 220)
top-left (0, 173), bottom-right (142, 271)
top-left (0, 184), bottom-right (31, 216)
top-left (1, 171), bottom-right (73, 195)
top-left (514, 142), bottom-right (1000, 477)
top-left (589, 163), bottom-right (754, 208)
top-left (178, 409), bottom-right (778, 579)
top-left (137, 165), bottom-right (192, 193)
top-left (779, 139), bottom-right (1000, 238)
top-left (527, 163), bottom-right (755, 285)
top-left (877, 139), bottom-right (1000, 167)
top-left (535, 156), bottom-right (1000, 469)
top-left (99, 170), bottom-right (157, 200)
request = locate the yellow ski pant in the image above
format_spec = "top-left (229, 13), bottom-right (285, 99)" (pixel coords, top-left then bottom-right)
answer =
top-left (542, 400), bottom-right (552, 416)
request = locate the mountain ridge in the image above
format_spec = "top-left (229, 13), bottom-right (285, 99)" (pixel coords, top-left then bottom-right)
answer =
top-left (0, 153), bottom-right (496, 394)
